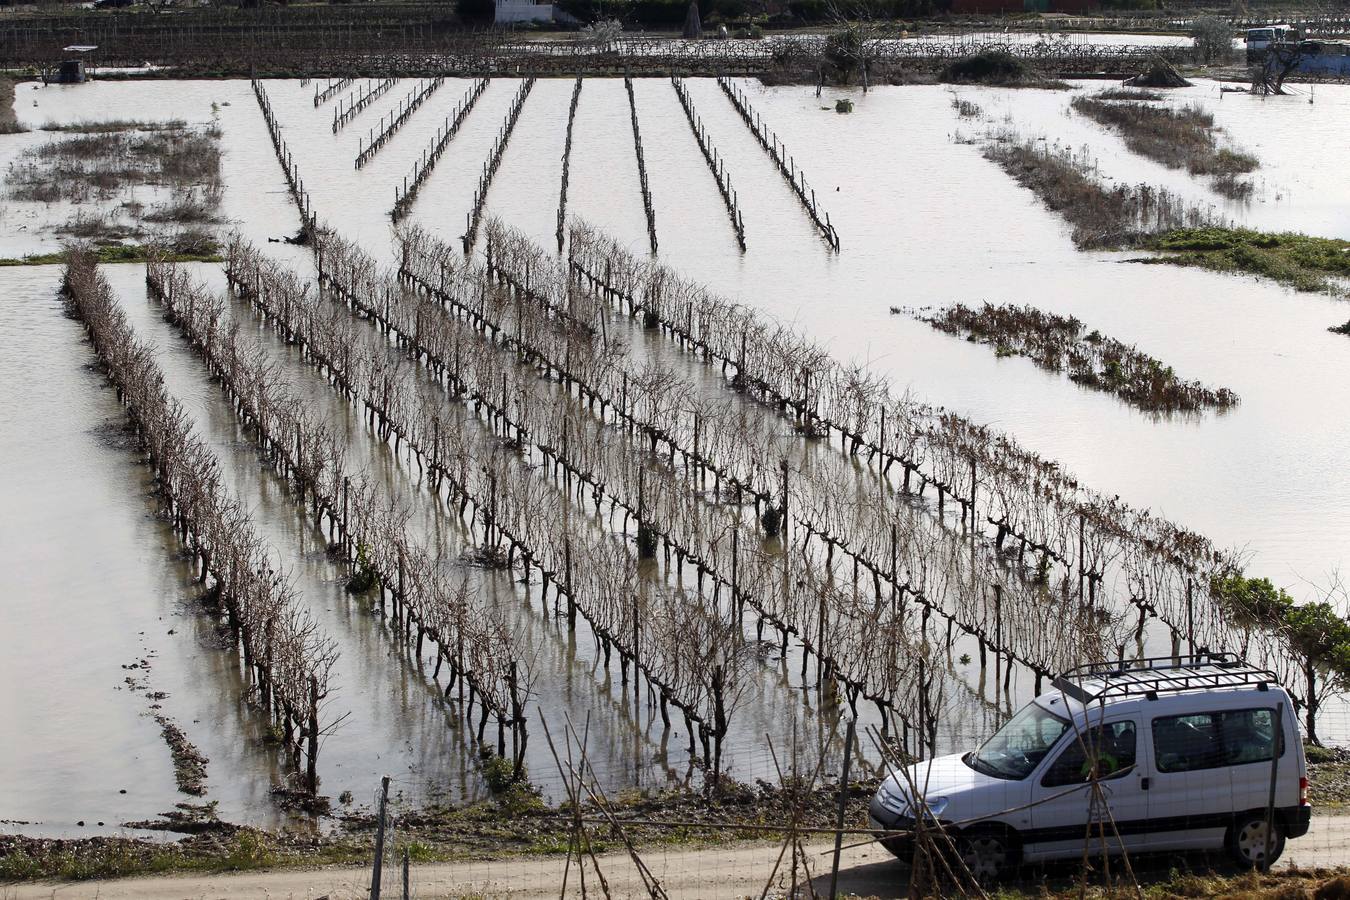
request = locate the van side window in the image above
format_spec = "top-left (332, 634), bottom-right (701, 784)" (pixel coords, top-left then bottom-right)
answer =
top-left (1152, 708), bottom-right (1283, 773)
top-left (1042, 721), bottom-right (1137, 788)
top-left (1222, 709), bottom-right (1281, 765)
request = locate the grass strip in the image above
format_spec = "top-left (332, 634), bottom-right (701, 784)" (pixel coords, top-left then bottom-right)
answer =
top-left (0, 245), bottom-right (223, 267)
top-left (1143, 227), bottom-right (1350, 295)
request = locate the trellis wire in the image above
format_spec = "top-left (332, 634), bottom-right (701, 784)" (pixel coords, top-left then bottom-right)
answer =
top-left (555, 76), bottom-right (583, 253)
top-left (462, 77), bottom-right (535, 254)
top-left (355, 76), bottom-right (446, 168)
top-left (716, 77), bottom-right (839, 251)
top-left (624, 75), bottom-right (659, 255)
top-left (252, 79), bottom-right (316, 234)
top-left (390, 77), bottom-right (490, 221)
top-left (671, 76), bottom-right (746, 252)
top-left (332, 77), bottom-right (397, 133)
top-left (313, 75), bottom-right (354, 107)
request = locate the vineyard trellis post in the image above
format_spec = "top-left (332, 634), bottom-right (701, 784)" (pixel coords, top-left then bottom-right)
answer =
top-left (370, 773), bottom-right (390, 900)
top-left (827, 717), bottom-right (856, 900)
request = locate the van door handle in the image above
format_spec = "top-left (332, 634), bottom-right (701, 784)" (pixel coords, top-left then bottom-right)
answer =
top-left (1140, 777), bottom-right (1150, 791)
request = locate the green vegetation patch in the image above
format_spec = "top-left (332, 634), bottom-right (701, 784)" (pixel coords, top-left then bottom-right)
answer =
top-left (1209, 572), bottom-right (1350, 746)
top-left (0, 243), bottom-right (223, 267)
top-left (0, 779), bottom-right (874, 884)
top-left (992, 866), bottom-right (1350, 899)
top-left (0, 828), bottom-right (367, 883)
top-left (1145, 228), bottom-right (1350, 295)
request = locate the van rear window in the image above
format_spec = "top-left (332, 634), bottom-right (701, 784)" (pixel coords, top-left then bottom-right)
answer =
top-left (1151, 708), bottom-right (1284, 773)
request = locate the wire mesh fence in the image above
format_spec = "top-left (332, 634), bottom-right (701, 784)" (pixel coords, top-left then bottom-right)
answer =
top-left (341, 707), bottom-right (1350, 900)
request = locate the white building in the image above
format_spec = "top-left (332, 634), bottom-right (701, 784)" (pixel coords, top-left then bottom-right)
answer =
top-left (495, 0), bottom-right (557, 24)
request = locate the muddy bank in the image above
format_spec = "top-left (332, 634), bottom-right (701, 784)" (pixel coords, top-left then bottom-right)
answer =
top-left (0, 780), bottom-right (874, 883)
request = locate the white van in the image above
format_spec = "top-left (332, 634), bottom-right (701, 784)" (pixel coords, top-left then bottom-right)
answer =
top-left (1246, 24), bottom-right (1296, 61)
top-left (869, 654), bottom-right (1311, 879)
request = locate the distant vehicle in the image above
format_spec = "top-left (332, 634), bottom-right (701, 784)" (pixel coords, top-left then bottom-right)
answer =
top-left (869, 654), bottom-right (1311, 880)
top-left (1246, 24), bottom-right (1296, 62)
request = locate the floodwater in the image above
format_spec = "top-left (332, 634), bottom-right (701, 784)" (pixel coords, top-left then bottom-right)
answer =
top-left (3, 66), bottom-right (1350, 833)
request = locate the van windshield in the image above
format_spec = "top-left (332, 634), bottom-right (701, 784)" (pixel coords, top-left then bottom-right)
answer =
top-left (967, 702), bottom-right (1070, 780)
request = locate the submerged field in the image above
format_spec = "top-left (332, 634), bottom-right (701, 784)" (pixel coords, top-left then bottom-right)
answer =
top-left (3, 71), bottom-right (1350, 852)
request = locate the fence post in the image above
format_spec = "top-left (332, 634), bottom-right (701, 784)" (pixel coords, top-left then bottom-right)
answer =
top-left (306, 675), bottom-right (319, 794)
top-left (371, 774), bottom-right (390, 900)
top-left (828, 718), bottom-right (857, 900)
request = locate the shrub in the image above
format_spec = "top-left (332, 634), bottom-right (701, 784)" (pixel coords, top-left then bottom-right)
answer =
top-left (941, 50), bottom-right (1027, 84)
top-left (824, 25), bottom-right (872, 83)
top-left (481, 750), bottom-right (516, 794)
top-left (346, 542), bottom-right (378, 593)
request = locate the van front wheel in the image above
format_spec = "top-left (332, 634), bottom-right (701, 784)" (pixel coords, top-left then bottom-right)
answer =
top-left (957, 829), bottom-right (1015, 882)
top-left (1228, 814), bottom-right (1286, 868)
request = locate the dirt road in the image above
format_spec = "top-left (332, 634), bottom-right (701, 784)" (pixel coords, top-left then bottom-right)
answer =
top-left (10, 816), bottom-right (1350, 899)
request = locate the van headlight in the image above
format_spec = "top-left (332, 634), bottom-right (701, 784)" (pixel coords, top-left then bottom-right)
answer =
top-left (915, 797), bottom-right (949, 819)
top-left (878, 783), bottom-right (948, 820)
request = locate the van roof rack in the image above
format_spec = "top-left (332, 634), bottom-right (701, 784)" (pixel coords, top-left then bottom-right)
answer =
top-left (1051, 652), bottom-right (1278, 705)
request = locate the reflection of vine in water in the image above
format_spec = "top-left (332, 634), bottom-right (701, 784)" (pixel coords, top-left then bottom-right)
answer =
top-left (65, 250), bottom-right (339, 798)
top-left (392, 223), bottom-right (1087, 754)
top-left (560, 222), bottom-right (1303, 716)
top-left (285, 223), bottom-right (970, 770)
top-left (222, 239), bottom-right (764, 778)
top-left (149, 256), bottom-right (534, 780)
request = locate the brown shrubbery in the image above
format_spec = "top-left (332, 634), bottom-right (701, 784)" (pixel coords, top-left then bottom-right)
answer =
top-left (0, 77), bottom-right (26, 134)
top-left (1072, 96), bottom-right (1258, 199)
top-left (982, 137), bottom-right (1212, 248)
top-left (10, 126), bottom-right (222, 204)
top-left (912, 302), bottom-right (1239, 412)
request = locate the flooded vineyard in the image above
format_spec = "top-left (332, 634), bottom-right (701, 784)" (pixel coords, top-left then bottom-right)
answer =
top-left (3, 70), bottom-right (1350, 838)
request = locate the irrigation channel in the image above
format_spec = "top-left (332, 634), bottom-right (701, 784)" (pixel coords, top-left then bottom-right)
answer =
top-left (3, 74), bottom-right (1350, 836)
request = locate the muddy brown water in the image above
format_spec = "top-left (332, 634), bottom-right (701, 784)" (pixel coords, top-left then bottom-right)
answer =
top-left (3, 74), bottom-right (1349, 835)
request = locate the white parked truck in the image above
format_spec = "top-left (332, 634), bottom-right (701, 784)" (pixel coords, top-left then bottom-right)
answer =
top-left (1247, 24), bottom-right (1297, 61)
top-left (869, 654), bottom-right (1311, 880)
